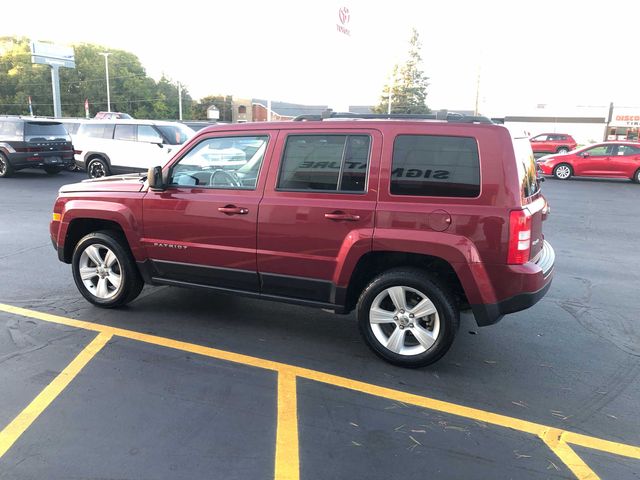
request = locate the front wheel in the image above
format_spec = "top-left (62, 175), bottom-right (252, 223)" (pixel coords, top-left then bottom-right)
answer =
top-left (357, 268), bottom-right (459, 367)
top-left (553, 163), bottom-right (573, 180)
top-left (72, 231), bottom-right (144, 307)
top-left (633, 169), bottom-right (640, 184)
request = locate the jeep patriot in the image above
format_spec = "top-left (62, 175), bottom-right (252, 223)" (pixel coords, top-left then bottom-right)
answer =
top-left (50, 112), bottom-right (555, 367)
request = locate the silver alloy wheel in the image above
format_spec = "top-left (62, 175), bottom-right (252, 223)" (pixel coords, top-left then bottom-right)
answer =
top-left (89, 160), bottom-right (106, 178)
top-left (555, 165), bottom-right (571, 179)
top-left (369, 285), bottom-right (440, 356)
top-left (636, 170), bottom-right (640, 183)
top-left (78, 243), bottom-right (123, 299)
top-left (558, 148), bottom-right (569, 154)
top-left (0, 157), bottom-right (7, 176)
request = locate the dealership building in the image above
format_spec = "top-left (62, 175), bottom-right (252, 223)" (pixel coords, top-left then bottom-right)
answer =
top-left (492, 105), bottom-right (639, 145)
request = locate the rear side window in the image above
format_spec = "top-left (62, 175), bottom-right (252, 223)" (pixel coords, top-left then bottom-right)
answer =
top-left (391, 135), bottom-right (480, 197)
top-left (80, 124), bottom-right (114, 139)
top-left (24, 122), bottom-right (69, 141)
top-left (278, 135), bottom-right (370, 192)
top-left (114, 124), bottom-right (136, 141)
top-left (513, 138), bottom-right (540, 198)
top-left (0, 120), bottom-right (22, 140)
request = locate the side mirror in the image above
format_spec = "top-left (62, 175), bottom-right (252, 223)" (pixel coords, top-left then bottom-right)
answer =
top-left (147, 166), bottom-right (166, 191)
top-left (581, 152), bottom-right (590, 158)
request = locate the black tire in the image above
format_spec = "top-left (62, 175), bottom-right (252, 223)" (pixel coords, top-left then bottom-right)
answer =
top-left (0, 153), bottom-right (14, 178)
top-left (633, 169), bottom-right (640, 184)
top-left (72, 230), bottom-right (144, 308)
top-left (556, 147), bottom-right (569, 154)
top-left (553, 163), bottom-right (573, 180)
top-left (357, 268), bottom-right (459, 368)
top-left (87, 157), bottom-right (110, 179)
top-left (44, 166), bottom-right (62, 175)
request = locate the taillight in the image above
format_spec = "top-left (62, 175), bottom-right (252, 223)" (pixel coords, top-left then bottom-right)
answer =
top-left (508, 209), bottom-right (532, 265)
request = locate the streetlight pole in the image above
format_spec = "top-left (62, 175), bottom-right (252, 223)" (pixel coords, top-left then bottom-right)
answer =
top-left (99, 52), bottom-right (111, 112)
top-left (178, 82), bottom-right (183, 120)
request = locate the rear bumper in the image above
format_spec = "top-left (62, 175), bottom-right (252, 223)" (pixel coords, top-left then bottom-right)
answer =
top-left (7, 151), bottom-right (74, 169)
top-left (470, 240), bottom-right (555, 326)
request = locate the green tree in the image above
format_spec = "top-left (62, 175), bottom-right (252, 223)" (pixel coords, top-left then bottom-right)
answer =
top-left (373, 28), bottom-right (430, 114)
top-left (0, 36), bottom-right (192, 119)
top-left (192, 95), bottom-right (233, 122)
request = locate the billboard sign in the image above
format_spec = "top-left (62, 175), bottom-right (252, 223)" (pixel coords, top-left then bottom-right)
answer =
top-left (31, 41), bottom-right (75, 69)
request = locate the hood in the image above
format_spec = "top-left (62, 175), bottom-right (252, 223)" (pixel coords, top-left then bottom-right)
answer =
top-left (59, 173), bottom-right (147, 194)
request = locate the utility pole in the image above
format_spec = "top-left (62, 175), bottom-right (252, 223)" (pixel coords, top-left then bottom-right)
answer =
top-left (178, 83), bottom-right (183, 120)
top-left (99, 52), bottom-right (111, 112)
top-left (474, 64), bottom-right (481, 116)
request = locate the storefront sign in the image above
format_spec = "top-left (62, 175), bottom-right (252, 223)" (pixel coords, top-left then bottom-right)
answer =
top-left (610, 109), bottom-right (640, 127)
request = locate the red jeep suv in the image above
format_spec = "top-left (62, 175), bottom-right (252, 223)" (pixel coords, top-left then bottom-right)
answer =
top-left (530, 133), bottom-right (577, 154)
top-left (50, 112), bottom-right (555, 367)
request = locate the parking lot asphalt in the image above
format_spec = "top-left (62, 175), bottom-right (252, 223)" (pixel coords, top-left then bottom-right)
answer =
top-left (1, 170), bottom-right (639, 479)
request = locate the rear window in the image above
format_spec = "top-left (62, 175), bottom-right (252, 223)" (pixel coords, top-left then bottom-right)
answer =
top-left (391, 135), bottom-right (480, 197)
top-left (24, 122), bottom-right (69, 141)
top-left (513, 137), bottom-right (540, 198)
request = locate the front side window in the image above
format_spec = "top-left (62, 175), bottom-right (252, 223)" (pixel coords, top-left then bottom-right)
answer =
top-left (170, 135), bottom-right (269, 189)
top-left (114, 124), bottom-right (136, 141)
top-left (584, 145), bottom-right (610, 156)
top-left (137, 125), bottom-right (163, 144)
top-left (391, 135), bottom-right (480, 197)
top-left (278, 135), bottom-right (370, 192)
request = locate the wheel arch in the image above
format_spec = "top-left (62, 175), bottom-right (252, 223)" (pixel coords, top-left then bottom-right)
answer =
top-left (341, 251), bottom-right (468, 314)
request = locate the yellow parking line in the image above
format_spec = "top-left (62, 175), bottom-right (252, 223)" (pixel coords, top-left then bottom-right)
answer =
top-left (540, 428), bottom-right (600, 480)
top-left (274, 369), bottom-right (300, 480)
top-left (1, 302), bottom-right (639, 480)
top-left (0, 332), bottom-right (111, 458)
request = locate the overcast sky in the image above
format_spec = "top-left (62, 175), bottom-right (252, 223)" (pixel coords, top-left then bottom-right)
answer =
top-left (5, 0), bottom-right (640, 115)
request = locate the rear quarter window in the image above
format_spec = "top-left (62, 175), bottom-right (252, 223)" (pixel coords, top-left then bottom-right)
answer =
top-left (390, 135), bottom-right (480, 197)
top-left (513, 137), bottom-right (540, 199)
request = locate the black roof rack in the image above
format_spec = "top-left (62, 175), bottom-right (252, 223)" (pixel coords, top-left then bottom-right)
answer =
top-left (293, 109), bottom-right (494, 124)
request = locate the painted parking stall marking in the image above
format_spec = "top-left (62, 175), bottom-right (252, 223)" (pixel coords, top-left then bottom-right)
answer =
top-left (0, 303), bottom-right (638, 480)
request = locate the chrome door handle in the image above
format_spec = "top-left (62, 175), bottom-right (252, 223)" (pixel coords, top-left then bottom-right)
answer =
top-left (218, 206), bottom-right (249, 215)
top-left (324, 212), bottom-right (360, 221)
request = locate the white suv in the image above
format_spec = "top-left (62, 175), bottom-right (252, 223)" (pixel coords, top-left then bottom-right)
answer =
top-left (74, 120), bottom-right (195, 178)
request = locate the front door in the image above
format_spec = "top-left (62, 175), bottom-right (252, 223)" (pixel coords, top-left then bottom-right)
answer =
top-left (141, 131), bottom-right (276, 292)
top-left (573, 144), bottom-right (614, 176)
top-left (257, 129), bottom-right (381, 306)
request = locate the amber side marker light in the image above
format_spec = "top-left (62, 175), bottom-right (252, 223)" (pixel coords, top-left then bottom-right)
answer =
top-left (52, 213), bottom-right (61, 222)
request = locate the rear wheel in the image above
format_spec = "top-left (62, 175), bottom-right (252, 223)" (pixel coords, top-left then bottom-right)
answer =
top-left (556, 147), bottom-right (570, 154)
top-left (0, 153), bottom-right (13, 178)
top-left (87, 157), bottom-right (110, 179)
top-left (553, 163), bottom-right (572, 180)
top-left (357, 268), bottom-right (459, 367)
top-left (72, 231), bottom-right (144, 307)
top-left (44, 166), bottom-right (62, 175)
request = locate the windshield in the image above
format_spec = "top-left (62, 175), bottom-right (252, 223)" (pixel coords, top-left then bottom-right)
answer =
top-left (513, 137), bottom-right (540, 199)
top-left (24, 122), bottom-right (70, 142)
top-left (157, 124), bottom-right (195, 145)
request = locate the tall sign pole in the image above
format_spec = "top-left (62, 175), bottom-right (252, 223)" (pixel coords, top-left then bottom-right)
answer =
top-left (30, 41), bottom-right (75, 118)
top-left (178, 83), bottom-right (183, 120)
top-left (99, 53), bottom-right (111, 112)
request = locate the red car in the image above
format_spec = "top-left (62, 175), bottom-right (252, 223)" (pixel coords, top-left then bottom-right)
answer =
top-left (537, 141), bottom-right (640, 182)
top-left (50, 113), bottom-right (555, 367)
top-left (530, 133), bottom-right (577, 154)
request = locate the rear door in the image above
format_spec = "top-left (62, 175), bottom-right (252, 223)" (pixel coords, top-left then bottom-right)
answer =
top-left (257, 129), bottom-right (381, 305)
top-left (141, 131), bottom-right (275, 291)
top-left (610, 144), bottom-right (640, 177)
